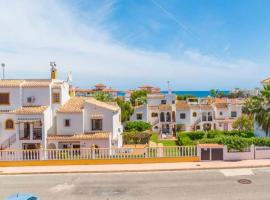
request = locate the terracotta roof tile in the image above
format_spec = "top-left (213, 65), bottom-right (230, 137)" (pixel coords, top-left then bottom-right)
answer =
top-left (13, 106), bottom-right (48, 115)
top-left (86, 98), bottom-right (120, 111)
top-left (57, 97), bottom-right (86, 113)
top-left (0, 80), bottom-right (24, 87)
top-left (22, 80), bottom-right (51, 87)
top-left (176, 101), bottom-right (190, 110)
top-left (159, 104), bottom-right (172, 111)
top-left (47, 132), bottom-right (110, 141)
top-left (214, 103), bottom-right (228, 109)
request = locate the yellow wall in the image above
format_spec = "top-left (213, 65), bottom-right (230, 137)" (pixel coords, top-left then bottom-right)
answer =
top-left (0, 157), bottom-right (199, 167)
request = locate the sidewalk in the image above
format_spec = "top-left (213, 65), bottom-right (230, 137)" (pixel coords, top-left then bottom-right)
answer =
top-left (1, 159), bottom-right (270, 175)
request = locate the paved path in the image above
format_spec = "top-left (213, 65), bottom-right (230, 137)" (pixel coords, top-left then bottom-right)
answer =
top-left (1, 168), bottom-right (270, 200)
top-left (1, 159), bottom-right (270, 174)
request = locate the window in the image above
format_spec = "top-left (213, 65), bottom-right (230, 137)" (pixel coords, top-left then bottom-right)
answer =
top-left (64, 119), bottom-right (70, 127)
top-left (136, 113), bottom-right (143, 120)
top-left (220, 111), bottom-right (223, 116)
top-left (151, 113), bottom-right (158, 117)
top-left (5, 119), bottom-right (14, 130)
top-left (180, 113), bottom-right (186, 119)
top-left (192, 112), bottom-right (197, 117)
top-left (161, 100), bottom-right (166, 104)
top-left (0, 93), bottom-right (10, 105)
top-left (52, 92), bottom-right (60, 104)
top-left (160, 112), bottom-right (165, 122)
top-left (166, 112), bottom-right (171, 122)
top-left (231, 111), bottom-right (237, 118)
top-left (92, 119), bottom-right (102, 131)
top-left (172, 100), bottom-right (175, 104)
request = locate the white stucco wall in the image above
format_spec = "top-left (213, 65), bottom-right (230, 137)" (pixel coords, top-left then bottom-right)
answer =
top-left (22, 87), bottom-right (51, 106)
top-left (57, 113), bottom-right (84, 135)
top-left (0, 87), bottom-right (21, 110)
top-left (130, 105), bottom-right (148, 122)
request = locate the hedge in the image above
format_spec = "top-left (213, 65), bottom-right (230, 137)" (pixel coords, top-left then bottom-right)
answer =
top-left (123, 131), bottom-right (152, 144)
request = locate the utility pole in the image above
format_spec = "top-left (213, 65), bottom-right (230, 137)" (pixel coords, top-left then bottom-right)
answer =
top-left (1, 63), bottom-right (5, 80)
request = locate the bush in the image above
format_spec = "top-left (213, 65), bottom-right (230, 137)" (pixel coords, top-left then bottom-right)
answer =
top-left (253, 137), bottom-right (270, 147)
top-left (124, 121), bottom-right (152, 132)
top-left (199, 136), bottom-right (253, 151)
top-left (123, 131), bottom-right (152, 144)
top-left (185, 131), bottom-right (205, 140)
top-left (206, 130), bottom-right (224, 138)
top-left (177, 133), bottom-right (194, 146)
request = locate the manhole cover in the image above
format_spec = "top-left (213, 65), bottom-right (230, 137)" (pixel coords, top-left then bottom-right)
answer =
top-left (237, 179), bottom-right (252, 184)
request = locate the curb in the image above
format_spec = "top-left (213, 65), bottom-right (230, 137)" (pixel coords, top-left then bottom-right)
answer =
top-left (1, 164), bottom-right (270, 175)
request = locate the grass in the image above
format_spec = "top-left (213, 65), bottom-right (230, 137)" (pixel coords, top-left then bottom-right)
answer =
top-left (150, 133), bottom-right (179, 146)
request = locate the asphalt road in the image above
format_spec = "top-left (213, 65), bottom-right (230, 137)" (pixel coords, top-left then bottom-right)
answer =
top-left (1, 168), bottom-right (270, 200)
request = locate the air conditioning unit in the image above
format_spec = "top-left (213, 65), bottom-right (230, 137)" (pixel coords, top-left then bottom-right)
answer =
top-left (27, 96), bottom-right (36, 104)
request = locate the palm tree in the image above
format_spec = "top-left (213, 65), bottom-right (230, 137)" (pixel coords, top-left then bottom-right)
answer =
top-left (244, 85), bottom-right (270, 136)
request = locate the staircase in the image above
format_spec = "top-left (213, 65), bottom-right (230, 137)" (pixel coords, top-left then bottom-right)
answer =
top-left (0, 134), bottom-right (17, 150)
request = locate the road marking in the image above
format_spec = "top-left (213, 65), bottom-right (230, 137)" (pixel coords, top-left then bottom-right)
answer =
top-left (50, 183), bottom-right (75, 193)
top-left (220, 169), bottom-right (254, 177)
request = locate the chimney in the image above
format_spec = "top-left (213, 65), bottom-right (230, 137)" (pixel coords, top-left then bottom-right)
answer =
top-left (50, 61), bottom-right (58, 80)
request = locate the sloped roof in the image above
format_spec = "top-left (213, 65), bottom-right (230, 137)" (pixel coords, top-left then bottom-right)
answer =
top-left (214, 103), bottom-right (228, 109)
top-left (47, 132), bottom-right (110, 141)
top-left (176, 101), bottom-right (190, 110)
top-left (85, 98), bottom-right (120, 111)
top-left (13, 106), bottom-right (48, 115)
top-left (0, 80), bottom-right (24, 87)
top-left (57, 97), bottom-right (86, 113)
top-left (159, 104), bottom-right (172, 111)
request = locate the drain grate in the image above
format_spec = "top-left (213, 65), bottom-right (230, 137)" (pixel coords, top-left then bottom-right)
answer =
top-left (237, 179), bottom-right (252, 184)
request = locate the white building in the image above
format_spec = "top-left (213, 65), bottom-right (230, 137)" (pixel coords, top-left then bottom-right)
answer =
top-left (0, 66), bottom-right (123, 150)
top-left (130, 93), bottom-right (243, 138)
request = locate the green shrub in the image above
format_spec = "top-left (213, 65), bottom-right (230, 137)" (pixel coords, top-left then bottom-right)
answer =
top-left (206, 130), bottom-right (224, 138)
top-left (199, 136), bottom-right (253, 151)
top-left (253, 137), bottom-right (270, 147)
top-left (185, 131), bottom-right (205, 140)
top-left (124, 121), bottom-right (152, 132)
top-left (178, 133), bottom-right (194, 146)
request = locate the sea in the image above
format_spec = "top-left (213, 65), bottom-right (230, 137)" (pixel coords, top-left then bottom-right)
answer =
top-left (117, 91), bottom-right (229, 98)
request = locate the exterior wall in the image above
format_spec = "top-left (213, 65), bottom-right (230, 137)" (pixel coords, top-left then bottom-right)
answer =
top-left (130, 105), bottom-right (148, 122)
top-left (0, 87), bottom-right (21, 110)
top-left (176, 110), bottom-right (191, 131)
top-left (0, 113), bottom-right (18, 149)
top-left (112, 110), bottom-right (123, 147)
top-left (56, 113), bottom-right (84, 135)
top-left (255, 146), bottom-right (270, 159)
top-left (223, 145), bottom-right (254, 161)
top-left (22, 87), bottom-right (50, 106)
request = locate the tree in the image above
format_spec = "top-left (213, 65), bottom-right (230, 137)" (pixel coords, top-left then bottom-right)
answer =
top-left (243, 85), bottom-right (270, 136)
top-left (115, 97), bottom-right (134, 122)
top-left (130, 90), bottom-right (148, 106)
top-left (124, 121), bottom-right (152, 132)
top-left (210, 89), bottom-right (218, 97)
top-left (93, 91), bottom-right (113, 102)
top-left (177, 94), bottom-right (196, 101)
top-left (232, 115), bottom-right (254, 131)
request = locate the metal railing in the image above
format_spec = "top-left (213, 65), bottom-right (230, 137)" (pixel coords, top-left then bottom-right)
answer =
top-left (0, 134), bottom-right (16, 150)
top-left (0, 146), bottom-right (197, 161)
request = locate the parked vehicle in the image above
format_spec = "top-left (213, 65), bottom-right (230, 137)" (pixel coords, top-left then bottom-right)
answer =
top-left (5, 193), bottom-right (39, 200)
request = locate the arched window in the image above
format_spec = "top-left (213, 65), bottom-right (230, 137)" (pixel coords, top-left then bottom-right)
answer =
top-left (5, 119), bottom-right (14, 130)
top-left (192, 112), bottom-right (197, 117)
top-left (166, 112), bottom-right (171, 122)
top-left (160, 112), bottom-right (165, 122)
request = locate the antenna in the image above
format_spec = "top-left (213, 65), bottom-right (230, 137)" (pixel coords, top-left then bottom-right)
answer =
top-left (1, 63), bottom-right (5, 80)
top-left (50, 61), bottom-right (56, 69)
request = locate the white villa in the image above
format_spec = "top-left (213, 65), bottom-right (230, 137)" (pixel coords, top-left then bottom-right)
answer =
top-left (0, 65), bottom-right (123, 150)
top-left (130, 93), bottom-right (243, 138)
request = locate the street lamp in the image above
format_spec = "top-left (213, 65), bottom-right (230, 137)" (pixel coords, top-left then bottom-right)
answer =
top-left (1, 63), bottom-right (5, 80)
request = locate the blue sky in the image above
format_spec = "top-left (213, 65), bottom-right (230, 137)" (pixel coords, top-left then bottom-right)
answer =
top-left (0, 0), bottom-right (269, 90)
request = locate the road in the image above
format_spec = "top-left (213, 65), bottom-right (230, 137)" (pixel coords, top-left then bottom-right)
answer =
top-left (1, 168), bottom-right (270, 200)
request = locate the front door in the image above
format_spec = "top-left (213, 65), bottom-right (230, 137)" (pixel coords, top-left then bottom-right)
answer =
top-left (211, 148), bottom-right (223, 160)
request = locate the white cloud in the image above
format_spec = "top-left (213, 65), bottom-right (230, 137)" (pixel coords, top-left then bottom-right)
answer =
top-left (0, 0), bottom-right (266, 90)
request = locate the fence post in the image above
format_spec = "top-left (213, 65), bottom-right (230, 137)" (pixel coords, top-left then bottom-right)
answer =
top-left (92, 147), bottom-right (95, 159)
top-left (145, 147), bottom-right (148, 158)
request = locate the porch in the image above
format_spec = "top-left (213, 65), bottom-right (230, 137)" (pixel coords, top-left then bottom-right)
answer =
top-left (18, 119), bottom-right (43, 141)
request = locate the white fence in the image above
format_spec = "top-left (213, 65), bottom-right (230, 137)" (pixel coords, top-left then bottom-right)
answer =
top-left (0, 146), bottom-right (197, 161)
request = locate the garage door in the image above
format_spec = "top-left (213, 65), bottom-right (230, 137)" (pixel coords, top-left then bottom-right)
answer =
top-left (201, 148), bottom-right (210, 160)
top-left (211, 148), bottom-right (223, 160)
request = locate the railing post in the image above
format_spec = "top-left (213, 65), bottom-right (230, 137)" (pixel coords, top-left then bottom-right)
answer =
top-left (145, 147), bottom-right (148, 158)
top-left (92, 148), bottom-right (95, 159)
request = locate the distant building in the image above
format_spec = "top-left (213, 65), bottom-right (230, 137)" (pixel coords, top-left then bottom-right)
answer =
top-left (75, 83), bottom-right (118, 98)
top-left (130, 93), bottom-right (244, 138)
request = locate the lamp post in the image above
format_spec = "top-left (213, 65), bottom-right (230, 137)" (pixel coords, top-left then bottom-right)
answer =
top-left (1, 63), bottom-right (5, 80)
